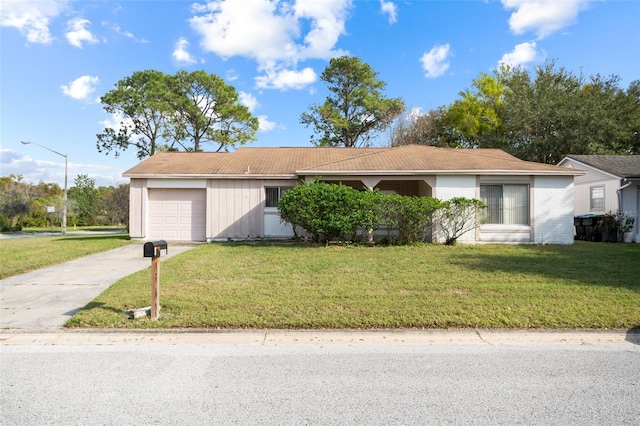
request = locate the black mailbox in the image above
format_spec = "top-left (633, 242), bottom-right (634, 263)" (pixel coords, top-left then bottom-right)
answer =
top-left (143, 240), bottom-right (168, 258)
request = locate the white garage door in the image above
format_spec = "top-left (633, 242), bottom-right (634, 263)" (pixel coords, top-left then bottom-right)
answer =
top-left (149, 189), bottom-right (206, 241)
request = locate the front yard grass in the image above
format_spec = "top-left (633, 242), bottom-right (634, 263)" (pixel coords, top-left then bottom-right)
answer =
top-left (1, 233), bottom-right (132, 279)
top-left (67, 242), bottom-right (640, 330)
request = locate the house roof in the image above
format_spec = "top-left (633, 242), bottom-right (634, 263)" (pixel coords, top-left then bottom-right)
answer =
top-left (562, 155), bottom-right (640, 179)
top-left (123, 145), bottom-right (581, 178)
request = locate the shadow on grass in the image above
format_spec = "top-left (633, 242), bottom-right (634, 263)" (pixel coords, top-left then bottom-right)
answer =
top-left (447, 243), bottom-right (640, 291)
top-left (53, 234), bottom-right (131, 242)
top-left (71, 301), bottom-right (122, 315)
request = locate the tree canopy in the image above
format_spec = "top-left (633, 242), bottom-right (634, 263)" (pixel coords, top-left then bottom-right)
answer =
top-left (97, 70), bottom-right (259, 158)
top-left (301, 56), bottom-right (405, 147)
top-left (391, 60), bottom-right (639, 163)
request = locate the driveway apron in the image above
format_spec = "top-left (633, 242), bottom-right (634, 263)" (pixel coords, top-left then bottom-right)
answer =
top-left (0, 243), bottom-right (198, 331)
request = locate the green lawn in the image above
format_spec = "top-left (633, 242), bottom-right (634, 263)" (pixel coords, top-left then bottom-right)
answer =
top-left (67, 242), bottom-right (640, 330)
top-left (1, 233), bottom-right (132, 279)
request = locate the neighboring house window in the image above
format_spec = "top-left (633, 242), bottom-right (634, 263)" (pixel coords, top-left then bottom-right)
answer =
top-left (590, 186), bottom-right (604, 210)
top-left (480, 184), bottom-right (529, 225)
top-left (265, 187), bottom-right (289, 208)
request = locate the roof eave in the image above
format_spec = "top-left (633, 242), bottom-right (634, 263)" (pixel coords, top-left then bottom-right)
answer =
top-left (294, 169), bottom-right (584, 176)
top-left (122, 173), bottom-right (299, 179)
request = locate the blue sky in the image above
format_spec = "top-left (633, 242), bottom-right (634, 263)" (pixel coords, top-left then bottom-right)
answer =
top-left (1, 0), bottom-right (639, 187)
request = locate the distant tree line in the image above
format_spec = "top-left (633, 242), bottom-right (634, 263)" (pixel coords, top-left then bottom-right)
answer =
top-left (0, 174), bottom-right (129, 231)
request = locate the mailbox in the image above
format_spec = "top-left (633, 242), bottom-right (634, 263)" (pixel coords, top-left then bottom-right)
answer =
top-left (143, 240), bottom-right (168, 258)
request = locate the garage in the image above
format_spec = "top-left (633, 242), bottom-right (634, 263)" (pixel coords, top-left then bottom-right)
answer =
top-left (148, 189), bottom-right (206, 241)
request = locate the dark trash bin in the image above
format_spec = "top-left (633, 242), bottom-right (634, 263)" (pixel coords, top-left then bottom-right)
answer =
top-left (574, 214), bottom-right (603, 242)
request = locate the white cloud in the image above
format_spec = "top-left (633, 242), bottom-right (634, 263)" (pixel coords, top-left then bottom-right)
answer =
top-left (189, 0), bottom-right (350, 90)
top-left (65, 18), bottom-right (99, 48)
top-left (255, 67), bottom-right (317, 90)
top-left (239, 91), bottom-right (259, 112)
top-left (258, 115), bottom-right (277, 132)
top-left (498, 41), bottom-right (542, 67)
top-left (61, 75), bottom-right (100, 101)
top-left (173, 38), bottom-right (197, 65)
top-left (0, 0), bottom-right (68, 44)
top-left (380, 0), bottom-right (397, 24)
top-left (420, 43), bottom-right (451, 78)
top-left (501, 0), bottom-right (590, 39)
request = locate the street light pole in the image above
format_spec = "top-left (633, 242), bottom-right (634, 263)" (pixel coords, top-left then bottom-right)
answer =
top-left (21, 141), bottom-right (68, 235)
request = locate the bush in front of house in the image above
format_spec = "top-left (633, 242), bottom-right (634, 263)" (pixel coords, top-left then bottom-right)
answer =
top-left (436, 197), bottom-right (487, 245)
top-left (278, 181), bottom-right (483, 245)
top-left (278, 181), bottom-right (368, 243)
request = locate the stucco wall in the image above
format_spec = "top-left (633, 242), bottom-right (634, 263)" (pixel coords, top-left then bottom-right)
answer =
top-left (434, 175), bottom-right (477, 243)
top-left (533, 176), bottom-right (575, 244)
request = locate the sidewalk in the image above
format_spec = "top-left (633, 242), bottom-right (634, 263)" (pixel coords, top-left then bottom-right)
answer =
top-left (0, 243), bottom-right (198, 330)
top-left (1, 329), bottom-right (636, 347)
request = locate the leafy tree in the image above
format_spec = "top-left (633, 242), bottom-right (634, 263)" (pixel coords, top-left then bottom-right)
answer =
top-left (300, 56), bottom-right (404, 147)
top-left (97, 70), bottom-right (172, 159)
top-left (443, 61), bottom-right (640, 163)
top-left (166, 70), bottom-right (259, 152)
top-left (388, 107), bottom-right (455, 147)
top-left (97, 70), bottom-right (259, 157)
top-left (98, 184), bottom-right (129, 229)
top-left (68, 174), bottom-right (99, 226)
top-left (444, 72), bottom-right (507, 150)
top-left (0, 175), bottom-right (34, 228)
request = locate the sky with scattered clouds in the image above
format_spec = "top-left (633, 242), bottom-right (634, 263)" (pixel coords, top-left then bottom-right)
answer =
top-left (1, 0), bottom-right (638, 187)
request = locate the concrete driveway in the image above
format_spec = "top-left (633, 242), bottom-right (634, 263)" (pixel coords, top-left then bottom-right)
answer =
top-left (0, 243), bottom-right (198, 331)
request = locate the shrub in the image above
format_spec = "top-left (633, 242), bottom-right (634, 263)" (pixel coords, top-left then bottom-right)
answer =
top-left (278, 181), bottom-right (367, 243)
top-left (436, 197), bottom-right (486, 245)
top-left (379, 194), bottom-right (442, 244)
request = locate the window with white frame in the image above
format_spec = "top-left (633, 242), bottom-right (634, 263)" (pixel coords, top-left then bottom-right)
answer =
top-left (265, 187), bottom-right (289, 208)
top-left (590, 186), bottom-right (604, 211)
top-left (480, 184), bottom-right (529, 225)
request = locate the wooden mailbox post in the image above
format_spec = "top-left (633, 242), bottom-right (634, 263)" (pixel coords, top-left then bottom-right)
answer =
top-left (143, 240), bottom-right (167, 321)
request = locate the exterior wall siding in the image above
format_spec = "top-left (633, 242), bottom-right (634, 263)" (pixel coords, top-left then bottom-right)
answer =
top-left (559, 158), bottom-right (620, 215)
top-left (533, 176), bottom-right (575, 244)
top-left (128, 178), bottom-right (146, 239)
top-left (573, 178), bottom-right (620, 215)
top-left (208, 179), bottom-right (294, 240)
top-left (209, 179), bottom-right (262, 239)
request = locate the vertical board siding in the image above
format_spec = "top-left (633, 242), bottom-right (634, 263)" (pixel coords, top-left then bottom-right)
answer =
top-left (208, 179), bottom-right (291, 239)
top-left (129, 178), bottom-right (145, 239)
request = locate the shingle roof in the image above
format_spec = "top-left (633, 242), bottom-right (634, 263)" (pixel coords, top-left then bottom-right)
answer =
top-left (123, 145), bottom-right (581, 178)
top-left (564, 155), bottom-right (640, 178)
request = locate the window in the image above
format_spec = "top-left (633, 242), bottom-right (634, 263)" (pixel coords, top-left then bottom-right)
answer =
top-left (265, 187), bottom-right (289, 208)
top-left (480, 184), bottom-right (529, 225)
top-left (590, 186), bottom-right (604, 210)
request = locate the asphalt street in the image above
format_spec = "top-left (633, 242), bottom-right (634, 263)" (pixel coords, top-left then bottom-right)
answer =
top-left (1, 333), bottom-right (639, 425)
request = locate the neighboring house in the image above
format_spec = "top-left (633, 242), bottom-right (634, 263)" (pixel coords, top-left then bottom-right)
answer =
top-left (558, 155), bottom-right (640, 242)
top-left (123, 145), bottom-right (582, 244)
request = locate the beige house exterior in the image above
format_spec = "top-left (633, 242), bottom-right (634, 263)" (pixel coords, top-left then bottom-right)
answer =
top-left (123, 145), bottom-right (582, 244)
top-left (558, 155), bottom-right (640, 243)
